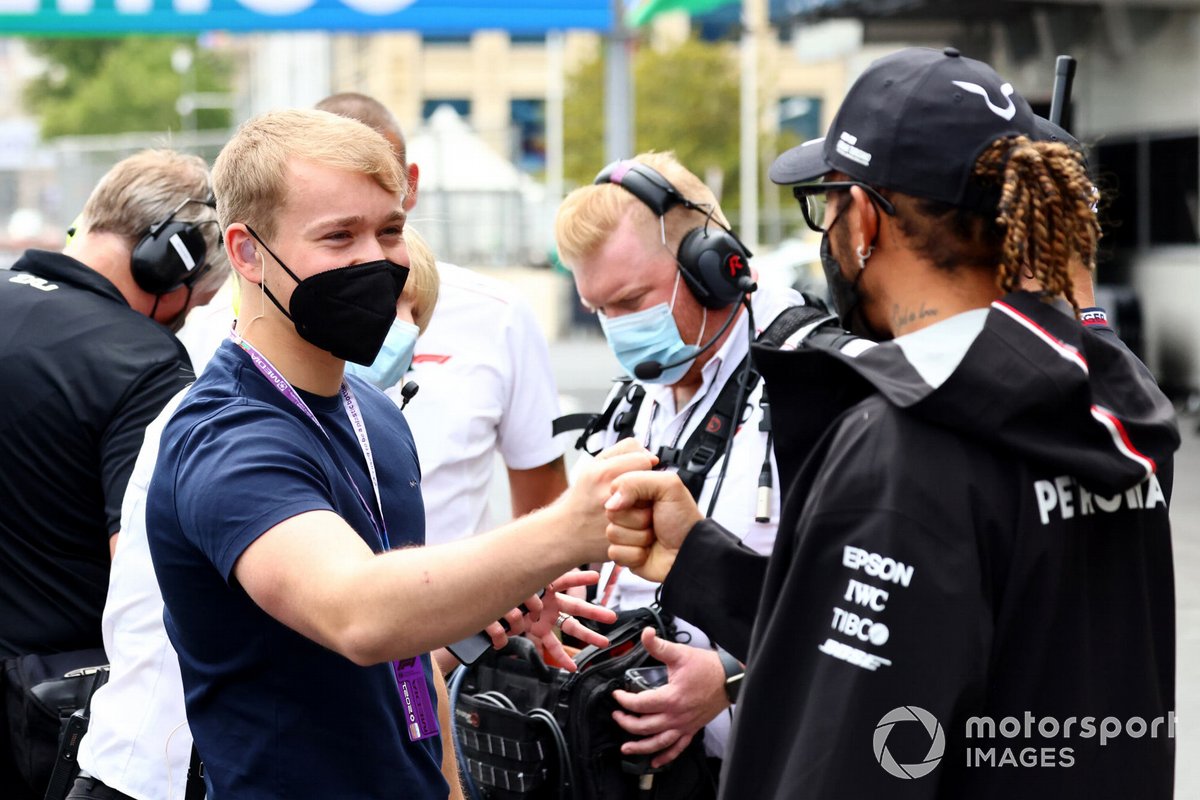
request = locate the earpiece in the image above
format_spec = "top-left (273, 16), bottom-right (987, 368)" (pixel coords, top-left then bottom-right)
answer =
top-left (239, 239), bottom-right (257, 263)
top-left (594, 160), bottom-right (754, 309)
top-left (130, 195), bottom-right (216, 296)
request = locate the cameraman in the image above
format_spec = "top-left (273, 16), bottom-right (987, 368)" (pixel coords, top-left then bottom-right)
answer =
top-left (555, 151), bottom-right (812, 775)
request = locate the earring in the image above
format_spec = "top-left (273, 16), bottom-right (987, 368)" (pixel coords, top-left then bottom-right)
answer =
top-left (856, 244), bottom-right (875, 271)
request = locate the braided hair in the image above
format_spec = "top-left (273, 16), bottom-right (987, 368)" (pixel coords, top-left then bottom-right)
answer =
top-left (891, 135), bottom-right (1099, 315)
top-left (974, 135), bottom-right (1100, 313)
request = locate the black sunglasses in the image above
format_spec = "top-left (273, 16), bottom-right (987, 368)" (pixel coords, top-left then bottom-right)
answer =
top-left (791, 181), bottom-right (897, 234)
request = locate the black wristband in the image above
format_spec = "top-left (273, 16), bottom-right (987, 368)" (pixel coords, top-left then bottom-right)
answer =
top-left (717, 647), bottom-right (744, 704)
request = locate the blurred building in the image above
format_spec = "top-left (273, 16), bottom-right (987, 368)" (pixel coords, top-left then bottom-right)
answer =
top-left (780, 0), bottom-right (1200, 394)
top-left (326, 18), bottom-right (850, 189)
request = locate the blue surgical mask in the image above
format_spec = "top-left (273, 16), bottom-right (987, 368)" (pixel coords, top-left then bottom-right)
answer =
top-left (598, 273), bottom-right (703, 385)
top-left (344, 318), bottom-right (419, 389)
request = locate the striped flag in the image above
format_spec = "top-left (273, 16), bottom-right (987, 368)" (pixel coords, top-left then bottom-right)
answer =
top-left (625, 0), bottom-right (741, 28)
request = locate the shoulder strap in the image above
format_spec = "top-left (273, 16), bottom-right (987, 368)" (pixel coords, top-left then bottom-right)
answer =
top-left (185, 742), bottom-right (206, 800)
top-left (669, 302), bottom-right (834, 501)
top-left (552, 378), bottom-right (645, 454)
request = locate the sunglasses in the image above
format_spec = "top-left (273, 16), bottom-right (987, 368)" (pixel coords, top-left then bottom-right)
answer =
top-left (791, 181), bottom-right (897, 233)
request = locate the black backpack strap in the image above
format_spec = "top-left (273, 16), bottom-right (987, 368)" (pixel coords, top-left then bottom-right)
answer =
top-left (41, 665), bottom-right (110, 800)
top-left (185, 742), bottom-right (206, 800)
top-left (552, 378), bottom-right (645, 454)
top-left (666, 302), bottom-right (837, 501)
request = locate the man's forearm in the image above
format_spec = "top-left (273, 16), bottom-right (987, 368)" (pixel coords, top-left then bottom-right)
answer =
top-left (508, 457), bottom-right (568, 518)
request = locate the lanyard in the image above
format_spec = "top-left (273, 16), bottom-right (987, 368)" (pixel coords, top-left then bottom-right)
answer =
top-left (227, 330), bottom-right (439, 742)
top-left (229, 330), bottom-right (391, 550)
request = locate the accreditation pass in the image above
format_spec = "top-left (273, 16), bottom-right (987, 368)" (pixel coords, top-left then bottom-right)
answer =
top-left (393, 657), bottom-right (439, 741)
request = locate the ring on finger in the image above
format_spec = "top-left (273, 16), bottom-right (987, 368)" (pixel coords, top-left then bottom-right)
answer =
top-left (556, 611), bottom-right (570, 629)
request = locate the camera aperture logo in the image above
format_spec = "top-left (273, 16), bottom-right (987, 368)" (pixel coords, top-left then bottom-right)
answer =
top-left (874, 706), bottom-right (945, 779)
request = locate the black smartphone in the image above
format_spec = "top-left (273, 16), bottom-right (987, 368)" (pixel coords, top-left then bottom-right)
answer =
top-left (623, 665), bottom-right (669, 693)
top-left (447, 590), bottom-right (546, 666)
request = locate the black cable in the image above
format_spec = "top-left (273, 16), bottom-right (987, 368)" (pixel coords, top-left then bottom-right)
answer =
top-left (705, 295), bottom-right (757, 518)
top-left (528, 708), bottom-right (575, 800)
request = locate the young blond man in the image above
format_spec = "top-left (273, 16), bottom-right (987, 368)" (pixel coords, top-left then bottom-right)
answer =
top-left (146, 109), bottom-right (650, 798)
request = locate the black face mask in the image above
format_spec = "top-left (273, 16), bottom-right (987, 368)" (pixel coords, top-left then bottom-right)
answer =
top-left (820, 219), bottom-right (891, 341)
top-left (246, 226), bottom-right (409, 365)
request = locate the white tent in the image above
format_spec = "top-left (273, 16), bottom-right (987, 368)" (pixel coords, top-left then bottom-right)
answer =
top-left (405, 106), bottom-right (548, 267)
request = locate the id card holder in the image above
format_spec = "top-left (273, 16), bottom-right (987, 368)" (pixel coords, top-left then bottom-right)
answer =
top-left (393, 658), bottom-right (440, 741)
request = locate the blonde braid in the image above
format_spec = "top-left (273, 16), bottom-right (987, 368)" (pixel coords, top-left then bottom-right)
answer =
top-left (974, 135), bottom-right (1100, 314)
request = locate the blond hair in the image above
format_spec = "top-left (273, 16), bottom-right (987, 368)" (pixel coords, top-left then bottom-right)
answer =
top-left (403, 226), bottom-right (439, 334)
top-left (894, 135), bottom-right (1100, 315)
top-left (976, 136), bottom-right (1099, 313)
top-left (555, 151), bottom-right (728, 268)
top-left (212, 109), bottom-right (405, 241)
top-left (81, 149), bottom-right (228, 291)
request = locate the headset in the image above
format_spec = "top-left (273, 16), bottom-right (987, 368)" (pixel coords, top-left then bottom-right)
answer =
top-left (130, 194), bottom-right (218, 296)
top-left (593, 159), bottom-right (755, 310)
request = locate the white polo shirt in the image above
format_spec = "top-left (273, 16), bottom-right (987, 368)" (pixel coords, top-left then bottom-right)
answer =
top-left (397, 262), bottom-right (564, 544)
top-left (76, 289), bottom-right (237, 800)
top-left (76, 387), bottom-right (192, 800)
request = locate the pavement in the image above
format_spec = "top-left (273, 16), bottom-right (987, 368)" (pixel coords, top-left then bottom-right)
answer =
top-left (535, 334), bottom-right (1200, 797)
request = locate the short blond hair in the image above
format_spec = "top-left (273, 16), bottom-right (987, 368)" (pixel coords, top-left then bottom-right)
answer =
top-left (403, 226), bottom-right (438, 334)
top-left (81, 149), bottom-right (227, 290)
top-left (555, 151), bottom-right (728, 268)
top-left (212, 109), bottom-right (405, 241)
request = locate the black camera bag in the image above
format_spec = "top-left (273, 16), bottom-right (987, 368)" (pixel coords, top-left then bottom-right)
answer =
top-left (452, 607), bottom-right (716, 800)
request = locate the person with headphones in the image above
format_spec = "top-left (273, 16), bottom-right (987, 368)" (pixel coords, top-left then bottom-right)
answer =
top-left (603, 49), bottom-right (1178, 798)
top-left (68, 228), bottom-right (446, 800)
top-left (0, 149), bottom-right (227, 799)
top-left (553, 151), bottom-right (821, 782)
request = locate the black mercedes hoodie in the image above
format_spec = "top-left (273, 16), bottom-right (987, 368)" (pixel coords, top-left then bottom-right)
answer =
top-left (662, 291), bottom-right (1179, 799)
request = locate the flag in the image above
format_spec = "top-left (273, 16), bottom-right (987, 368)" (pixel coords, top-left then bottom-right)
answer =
top-left (625, 0), bottom-right (741, 28)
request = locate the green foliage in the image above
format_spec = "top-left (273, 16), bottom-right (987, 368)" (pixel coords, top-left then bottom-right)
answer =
top-left (23, 37), bottom-right (233, 139)
top-left (565, 38), bottom-right (739, 194)
top-left (564, 36), bottom-right (796, 215)
top-left (562, 53), bottom-right (607, 188)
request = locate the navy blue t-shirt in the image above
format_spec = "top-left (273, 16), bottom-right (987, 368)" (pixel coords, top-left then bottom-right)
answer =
top-left (147, 340), bottom-right (447, 799)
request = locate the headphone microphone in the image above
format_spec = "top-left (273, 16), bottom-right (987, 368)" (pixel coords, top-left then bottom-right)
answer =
top-left (633, 294), bottom-right (749, 381)
top-left (399, 380), bottom-right (420, 410)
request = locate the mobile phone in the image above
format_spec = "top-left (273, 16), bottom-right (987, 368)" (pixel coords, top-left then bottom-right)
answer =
top-left (623, 665), bottom-right (669, 693)
top-left (447, 590), bottom-right (546, 666)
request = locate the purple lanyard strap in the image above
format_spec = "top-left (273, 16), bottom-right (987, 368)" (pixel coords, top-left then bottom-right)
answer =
top-left (229, 330), bottom-right (438, 741)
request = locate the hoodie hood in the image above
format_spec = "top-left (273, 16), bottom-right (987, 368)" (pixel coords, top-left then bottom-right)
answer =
top-left (753, 290), bottom-right (1179, 496)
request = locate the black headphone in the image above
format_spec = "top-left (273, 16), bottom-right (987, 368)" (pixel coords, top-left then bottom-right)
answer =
top-left (594, 159), bottom-right (754, 309)
top-left (130, 195), bottom-right (217, 296)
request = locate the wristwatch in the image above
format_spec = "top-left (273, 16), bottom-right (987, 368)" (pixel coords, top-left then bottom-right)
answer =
top-left (717, 648), bottom-right (744, 704)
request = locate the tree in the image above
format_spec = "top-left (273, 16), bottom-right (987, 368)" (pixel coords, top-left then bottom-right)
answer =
top-left (23, 37), bottom-right (233, 139)
top-left (564, 37), bottom-right (741, 204)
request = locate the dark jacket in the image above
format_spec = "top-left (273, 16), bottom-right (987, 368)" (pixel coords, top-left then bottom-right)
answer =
top-left (0, 250), bottom-right (192, 656)
top-left (663, 291), bottom-right (1179, 799)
